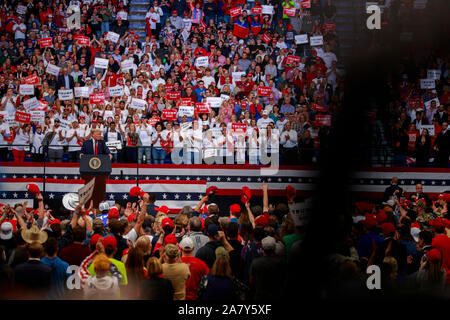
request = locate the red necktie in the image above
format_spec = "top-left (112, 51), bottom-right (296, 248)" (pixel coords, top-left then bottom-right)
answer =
top-left (95, 141), bottom-right (98, 155)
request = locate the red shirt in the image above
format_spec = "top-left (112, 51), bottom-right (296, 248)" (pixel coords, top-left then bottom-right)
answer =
top-left (58, 243), bottom-right (92, 266)
top-left (432, 234), bottom-right (450, 284)
top-left (181, 256), bottom-right (210, 300)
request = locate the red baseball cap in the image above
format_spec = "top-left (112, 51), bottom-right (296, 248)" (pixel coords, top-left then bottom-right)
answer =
top-left (89, 234), bottom-right (103, 247)
top-left (107, 207), bottom-right (119, 219)
top-left (255, 213), bottom-right (270, 227)
top-left (26, 183), bottom-right (40, 196)
top-left (230, 204), bottom-right (241, 215)
top-left (129, 186), bottom-right (145, 198)
top-left (164, 234), bottom-right (178, 245)
top-left (155, 205), bottom-right (170, 214)
top-left (161, 217), bottom-right (174, 228)
top-left (375, 211), bottom-right (388, 224)
top-left (173, 10), bottom-right (178, 14)
top-left (128, 214), bottom-right (136, 223)
top-left (103, 236), bottom-right (117, 250)
top-left (50, 219), bottom-right (61, 226)
top-left (362, 217), bottom-right (377, 229)
top-left (241, 187), bottom-right (251, 204)
top-left (429, 217), bottom-right (446, 229)
top-left (426, 248), bottom-right (442, 263)
top-left (206, 186), bottom-right (218, 196)
top-left (381, 222), bottom-right (396, 235)
top-left (286, 185), bottom-right (296, 197)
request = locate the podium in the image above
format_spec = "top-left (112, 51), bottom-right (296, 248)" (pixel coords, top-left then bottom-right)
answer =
top-left (80, 154), bottom-right (112, 209)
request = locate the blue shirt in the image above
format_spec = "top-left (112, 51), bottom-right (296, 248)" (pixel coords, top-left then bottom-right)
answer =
top-left (357, 231), bottom-right (384, 259)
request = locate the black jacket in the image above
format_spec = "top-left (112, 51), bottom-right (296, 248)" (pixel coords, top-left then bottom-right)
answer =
top-left (195, 240), bottom-right (225, 269)
top-left (56, 74), bottom-right (75, 90)
top-left (383, 184), bottom-right (403, 201)
top-left (14, 259), bottom-right (52, 297)
top-left (140, 276), bottom-right (174, 300)
top-left (374, 238), bottom-right (407, 275)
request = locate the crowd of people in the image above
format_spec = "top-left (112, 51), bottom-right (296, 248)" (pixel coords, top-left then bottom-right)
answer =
top-left (0, 0), bottom-right (342, 166)
top-left (0, 182), bottom-right (301, 300)
top-left (327, 177), bottom-right (450, 298)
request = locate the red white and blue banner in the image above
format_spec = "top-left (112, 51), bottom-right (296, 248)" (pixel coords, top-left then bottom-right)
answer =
top-left (0, 164), bottom-right (448, 209)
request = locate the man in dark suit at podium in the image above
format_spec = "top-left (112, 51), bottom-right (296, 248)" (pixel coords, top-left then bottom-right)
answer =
top-left (79, 129), bottom-right (112, 210)
top-left (80, 129), bottom-right (112, 160)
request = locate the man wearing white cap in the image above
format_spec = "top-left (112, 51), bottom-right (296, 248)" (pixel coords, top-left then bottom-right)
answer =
top-left (180, 237), bottom-right (210, 300)
top-left (256, 110), bottom-right (274, 129)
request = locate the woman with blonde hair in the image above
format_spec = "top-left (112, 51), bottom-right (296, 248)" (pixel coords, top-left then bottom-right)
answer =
top-left (140, 257), bottom-right (174, 300)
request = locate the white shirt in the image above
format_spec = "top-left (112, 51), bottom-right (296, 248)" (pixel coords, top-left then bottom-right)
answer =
top-left (151, 78), bottom-right (166, 91)
top-left (257, 117), bottom-right (274, 129)
top-left (13, 129), bottom-right (30, 150)
top-left (320, 52), bottom-right (338, 69)
top-left (66, 127), bottom-right (84, 151)
top-left (138, 125), bottom-right (154, 146)
top-left (280, 129), bottom-right (298, 148)
top-left (49, 127), bottom-right (66, 149)
top-left (1, 96), bottom-right (17, 116)
top-left (13, 23), bottom-right (26, 40)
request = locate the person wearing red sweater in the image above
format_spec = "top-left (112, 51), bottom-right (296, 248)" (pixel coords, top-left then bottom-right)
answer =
top-left (430, 218), bottom-right (450, 285)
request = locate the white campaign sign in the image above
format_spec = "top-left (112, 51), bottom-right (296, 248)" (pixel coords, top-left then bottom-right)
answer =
top-left (4, 116), bottom-right (18, 127)
top-left (295, 34), bottom-right (309, 44)
top-left (261, 5), bottom-right (274, 14)
top-left (182, 29), bottom-right (190, 42)
top-left (424, 98), bottom-right (440, 110)
top-left (427, 69), bottom-right (441, 80)
top-left (23, 97), bottom-right (40, 111)
top-left (232, 72), bottom-right (246, 83)
top-left (78, 177), bottom-right (96, 206)
top-left (309, 35), bottom-right (323, 46)
top-left (106, 140), bottom-right (122, 150)
top-left (30, 110), bottom-right (45, 123)
top-left (94, 57), bottom-right (109, 69)
top-left (220, 94), bottom-right (230, 101)
top-left (420, 124), bottom-right (435, 136)
top-left (117, 11), bottom-right (128, 20)
top-left (106, 31), bottom-right (120, 43)
top-left (206, 97), bottom-right (223, 109)
top-left (103, 110), bottom-right (114, 119)
top-left (109, 86), bottom-right (124, 97)
top-left (129, 98), bottom-right (147, 110)
top-left (19, 84), bottom-right (34, 96)
top-left (181, 122), bottom-right (192, 131)
top-left (74, 87), bottom-right (89, 98)
top-left (58, 89), bottom-right (74, 101)
top-left (46, 64), bottom-right (61, 76)
top-left (121, 59), bottom-right (134, 70)
top-left (420, 79), bottom-right (435, 89)
top-left (195, 56), bottom-right (209, 68)
top-left (211, 127), bottom-right (223, 138)
top-left (288, 200), bottom-right (312, 227)
top-left (178, 106), bottom-right (194, 117)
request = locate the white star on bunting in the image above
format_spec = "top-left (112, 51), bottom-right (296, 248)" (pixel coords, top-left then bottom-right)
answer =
top-left (174, 194), bottom-right (179, 199)
top-left (162, 193), bottom-right (167, 199)
top-left (123, 194), bottom-right (128, 199)
top-left (49, 193), bottom-right (54, 199)
top-left (186, 194), bottom-right (191, 200)
top-left (12, 193), bottom-right (18, 198)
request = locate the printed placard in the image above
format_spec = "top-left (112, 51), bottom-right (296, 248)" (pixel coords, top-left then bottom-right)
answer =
top-left (78, 177), bottom-right (96, 206)
top-left (39, 37), bottom-right (53, 48)
top-left (181, 29), bottom-right (190, 42)
top-left (262, 33), bottom-right (272, 44)
top-left (117, 11), bottom-right (128, 20)
top-left (15, 111), bottom-right (31, 124)
top-left (30, 110), bottom-right (45, 123)
top-left (295, 34), bottom-right (308, 44)
top-left (109, 86), bottom-right (124, 97)
top-left (181, 98), bottom-right (193, 106)
top-left (59, 119), bottom-right (70, 130)
top-left (89, 93), bottom-right (105, 105)
top-left (285, 55), bottom-right (301, 66)
top-left (148, 116), bottom-right (161, 127)
top-left (94, 57), bottom-right (109, 69)
top-left (23, 97), bottom-right (40, 111)
top-left (196, 103), bottom-right (211, 114)
top-left (251, 7), bottom-right (262, 14)
top-left (165, 84), bottom-right (174, 91)
top-left (46, 63), bottom-right (61, 76)
top-left (220, 94), bottom-right (230, 101)
top-left (232, 72), bottom-right (246, 82)
top-left (427, 69), bottom-right (441, 80)
top-left (231, 122), bottom-right (247, 134)
top-left (323, 22), bottom-right (336, 31)
top-left (104, 110), bottom-right (114, 120)
top-left (181, 122), bottom-right (192, 132)
top-left (106, 140), bottom-right (122, 150)
top-left (19, 84), bottom-right (34, 96)
top-left (206, 97), bottom-right (223, 109)
top-left (288, 201), bottom-right (312, 227)
top-left (312, 103), bottom-right (327, 112)
top-left (408, 98), bottom-right (423, 110)
top-left (58, 89), bottom-right (74, 101)
top-left (120, 59), bottom-right (134, 70)
top-left (420, 124), bottom-right (435, 136)
top-left (195, 56), bottom-right (209, 68)
top-left (24, 75), bottom-right (39, 85)
top-left (261, 5), bottom-right (274, 15)
top-left (300, 0), bottom-right (311, 9)
top-left (129, 98), bottom-right (147, 110)
top-left (16, 5), bottom-right (27, 15)
top-left (211, 127), bottom-right (223, 138)
top-left (161, 109), bottom-right (178, 121)
top-left (166, 91), bottom-right (181, 101)
top-left (4, 116), bottom-right (18, 127)
top-left (178, 106), bottom-right (195, 117)
top-left (76, 35), bottom-right (90, 46)
top-left (413, 0), bottom-right (427, 9)
top-left (420, 79), bottom-right (435, 89)
top-left (74, 86), bottom-right (89, 98)
top-left (309, 35), bottom-right (324, 46)
top-left (283, 8), bottom-right (296, 16)
top-left (257, 86), bottom-right (272, 97)
top-left (106, 31), bottom-right (120, 43)
top-left (315, 114), bottom-right (331, 126)
top-left (230, 7), bottom-right (243, 17)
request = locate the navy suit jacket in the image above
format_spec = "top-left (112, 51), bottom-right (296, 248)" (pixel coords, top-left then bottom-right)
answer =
top-left (80, 138), bottom-right (111, 155)
top-left (14, 260), bottom-right (52, 290)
